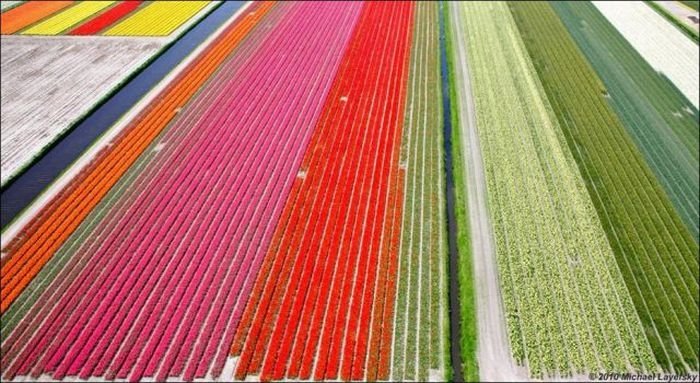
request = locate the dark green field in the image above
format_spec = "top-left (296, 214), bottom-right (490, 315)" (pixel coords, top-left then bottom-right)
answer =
top-left (552, 1), bottom-right (699, 240)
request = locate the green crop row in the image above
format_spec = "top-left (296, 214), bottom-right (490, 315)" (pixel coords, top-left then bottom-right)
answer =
top-left (392, 2), bottom-right (450, 381)
top-left (551, 1), bottom-right (699, 242)
top-left (453, 1), bottom-right (658, 378)
top-left (509, 1), bottom-right (699, 373)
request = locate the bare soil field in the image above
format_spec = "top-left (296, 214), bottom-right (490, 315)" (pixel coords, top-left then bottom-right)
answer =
top-left (0, 36), bottom-right (163, 186)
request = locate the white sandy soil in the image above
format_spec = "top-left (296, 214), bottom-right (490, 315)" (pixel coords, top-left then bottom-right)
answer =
top-left (594, 1), bottom-right (699, 108)
top-left (0, 36), bottom-right (163, 186)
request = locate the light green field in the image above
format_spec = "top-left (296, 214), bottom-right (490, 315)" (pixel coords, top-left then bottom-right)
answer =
top-left (452, 1), bottom-right (656, 377)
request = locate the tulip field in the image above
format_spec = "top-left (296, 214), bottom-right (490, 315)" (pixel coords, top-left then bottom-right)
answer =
top-left (20, 1), bottom-right (117, 35)
top-left (1, 1), bottom-right (698, 382)
top-left (0, 0), bottom-right (218, 187)
top-left (68, 1), bottom-right (142, 36)
top-left (1, 1), bottom-right (452, 381)
top-left (392, 2), bottom-right (449, 381)
top-left (103, 1), bottom-right (211, 36)
top-left (1, 1), bottom-right (73, 34)
top-left (230, 2), bottom-right (449, 381)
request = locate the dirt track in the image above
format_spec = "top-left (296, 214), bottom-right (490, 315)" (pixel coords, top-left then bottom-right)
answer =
top-left (448, 3), bottom-right (528, 381)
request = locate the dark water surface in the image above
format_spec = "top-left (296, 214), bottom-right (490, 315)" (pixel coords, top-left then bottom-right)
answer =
top-left (439, 2), bottom-right (464, 382)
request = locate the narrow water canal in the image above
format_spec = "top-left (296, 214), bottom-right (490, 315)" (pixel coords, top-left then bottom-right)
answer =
top-left (439, 2), bottom-right (464, 382)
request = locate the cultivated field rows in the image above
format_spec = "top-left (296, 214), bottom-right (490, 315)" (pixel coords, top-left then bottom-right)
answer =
top-left (1, 0), bottom-right (268, 353)
top-left (2, 1), bottom-right (698, 382)
top-left (0, 1), bottom-right (214, 37)
top-left (69, 1), bottom-right (143, 36)
top-left (0, 36), bottom-right (163, 186)
top-left (447, 1), bottom-right (525, 380)
top-left (104, 1), bottom-right (210, 37)
top-left (20, 1), bottom-right (117, 35)
top-left (392, 2), bottom-right (447, 381)
top-left (0, 3), bottom-right (439, 381)
top-left (0, 1), bottom-right (73, 34)
top-left (230, 2), bottom-right (413, 381)
top-left (2, 0), bottom-right (363, 380)
top-left (593, 1), bottom-right (699, 109)
top-left (1, 2), bottom-right (307, 381)
top-left (454, 1), bottom-right (656, 378)
top-left (510, 1), bottom-right (699, 373)
top-left (553, 1), bottom-right (699, 241)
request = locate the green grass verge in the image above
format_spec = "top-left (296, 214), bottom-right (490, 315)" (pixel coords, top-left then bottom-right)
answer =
top-left (443, 3), bottom-right (478, 381)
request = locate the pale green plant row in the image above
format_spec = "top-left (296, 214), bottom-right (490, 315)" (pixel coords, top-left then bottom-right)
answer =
top-left (453, 2), bottom-right (656, 378)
